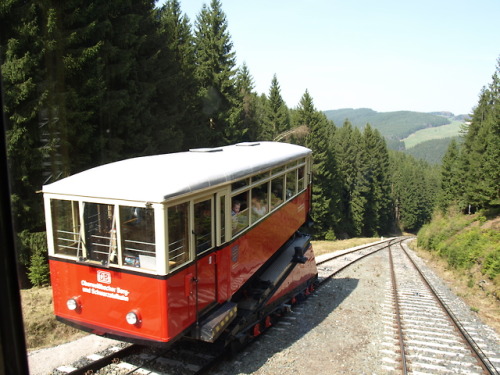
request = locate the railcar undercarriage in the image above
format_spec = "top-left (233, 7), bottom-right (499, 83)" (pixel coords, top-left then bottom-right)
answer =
top-left (190, 231), bottom-right (318, 349)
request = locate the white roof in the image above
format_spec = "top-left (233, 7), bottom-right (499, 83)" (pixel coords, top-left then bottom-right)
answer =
top-left (42, 142), bottom-right (311, 203)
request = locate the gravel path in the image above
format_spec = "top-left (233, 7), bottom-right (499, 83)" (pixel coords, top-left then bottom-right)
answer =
top-left (208, 248), bottom-right (391, 375)
top-left (28, 335), bottom-right (123, 375)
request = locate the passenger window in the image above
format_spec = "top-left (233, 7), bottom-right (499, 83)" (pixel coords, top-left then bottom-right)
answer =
top-left (252, 171), bottom-right (269, 183)
top-left (231, 191), bottom-right (249, 236)
top-left (51, 199), bottom-right (81, 257)
top-left (120, 206), bottom-right (156, 270)
top-left (286, 170), bottom-right (297, 199)
top-left (168, 203), bottom-right (190, 270)
top-left (231, 178), bottom-right (249, 191)
top-left (219, 195), bottom-right (226, 244)
top-left (298, 165), bottom-right (306, 191)
top-left (271, 176), bottom-right (284, 210)
top-left (194, 199), bottom-right (213, 254)
top-left (83, 202), bottom-right (117, 265)
top-left (251, 182), bottom-right (268, 223)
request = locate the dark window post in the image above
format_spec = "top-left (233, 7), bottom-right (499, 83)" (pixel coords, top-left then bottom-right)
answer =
top-left (0, 73), bottom-right (30, 374)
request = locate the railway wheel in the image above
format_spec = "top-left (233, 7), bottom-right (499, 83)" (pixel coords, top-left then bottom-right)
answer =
top-left (264, 315), bottom-right (272, 328)
top-left (252, 322), bottom-right (262, 337)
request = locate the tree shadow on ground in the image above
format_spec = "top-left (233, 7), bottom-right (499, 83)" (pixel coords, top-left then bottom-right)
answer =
top-left (209, 277), bottom-right (359, 374)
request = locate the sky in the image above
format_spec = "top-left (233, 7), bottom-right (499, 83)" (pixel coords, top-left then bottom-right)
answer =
top-left (175, 0), bottom-right (499, 115)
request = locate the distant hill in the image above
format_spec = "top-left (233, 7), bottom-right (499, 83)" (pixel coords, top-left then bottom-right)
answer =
top-left (323, 108), bottom-right (469, 164)
top-left (403, 121), bottom-right (465, 149)
top-left (324, 108), bottom-right (451, 139)
top-left (404, 137), bottom-right (460, 165)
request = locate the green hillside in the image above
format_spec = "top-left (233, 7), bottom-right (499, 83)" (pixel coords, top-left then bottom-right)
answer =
top-left (404, 137), bottom-right (460, 164)
top-left (404, 121), bottom-right (464, 149)
top-left (324, 108), bottom-right (451, 139)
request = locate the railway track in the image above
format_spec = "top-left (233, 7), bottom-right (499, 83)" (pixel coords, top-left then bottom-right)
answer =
top-left (315, 237), bottom-right (400, 284)
top-left (52, 339), bottom-right (226, 375)
top-left (49, 237), bottom-right (499, 375)
top-left (382, 240), bottom-right (500, 375)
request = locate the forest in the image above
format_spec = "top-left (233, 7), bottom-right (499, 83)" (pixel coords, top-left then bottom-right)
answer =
top-left (1, 0), bottom-right (498, 287)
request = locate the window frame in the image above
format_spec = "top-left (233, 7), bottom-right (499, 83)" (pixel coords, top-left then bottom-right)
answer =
top-left (229, 156), bottom-right (310, 239)
top-left (45, 194), bottom-right (164, 274)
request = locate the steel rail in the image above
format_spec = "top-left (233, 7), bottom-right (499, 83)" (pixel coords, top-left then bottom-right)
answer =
top-left (316, 237), bottom-right (403, 286)
top-left (66, 344), bottom-right (140, 375)
top-left (315, 237), bottom-right (399, 267)
top-left (399, 241), bottom-right (499, 375)
top-left (388, 244), bottom-right (409, 375)
top-left (120, 343), bottom-right (226, 375)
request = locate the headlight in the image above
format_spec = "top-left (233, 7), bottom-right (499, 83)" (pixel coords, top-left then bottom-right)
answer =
top-left (126, 310), bottom-right (141, 325)
top-left (66, 297), bottom-right (80, 311)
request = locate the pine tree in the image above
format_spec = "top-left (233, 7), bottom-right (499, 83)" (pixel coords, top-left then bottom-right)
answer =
top-left (437, 138), bottom-right (462, 211)
top-left (264, 74), bottom-right (290, 141)
top-left (390, 152), bottom-right (438, 232)
top-left (459, 58), bottom-right (500, 210)
top-left (193, 0), bottom-right (237, 145)
top-left (232, 62), bottom-right (259, 142)
top-left (158, 0), bottom-right (204, 150)
top-left (348, 127), bottom-right (367, 236)
top-left (333, 121), bottom-right (357, 236)
top-left (97, 0), bottom-right (169, 162)
top-left (299, 90), bottom-right (340, 238)
top-left (362, 125), bottom-right (392, 236)
top-left (1, 0), bottom-right (46, 232)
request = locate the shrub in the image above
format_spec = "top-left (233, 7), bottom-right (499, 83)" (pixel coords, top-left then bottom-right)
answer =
top-left (18, 231), bottom-right (50, 287)
top-left (417, 208), bottom-right (499, 282)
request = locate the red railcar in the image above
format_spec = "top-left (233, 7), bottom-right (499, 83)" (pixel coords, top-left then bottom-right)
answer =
top-left (43, 141), bottom-right (318, 346)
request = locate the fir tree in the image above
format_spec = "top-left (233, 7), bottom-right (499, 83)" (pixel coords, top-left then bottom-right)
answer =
top-left (459, 57), bottom-right (500, 210)
top-left (1, 0), bottom-right (46, 232)
top-left (158, 0), bottom-right (204, 150)
top-left (232, 62), bottom-right (259, 142)
top-left (299, 90), bottom-right (340, 238)
top-left (264, 74), bottom-right (290, 141)
top-left (362, 125), bottom-right (392, 236)
top-left (390, 152), bottom-right (438, 232)
top-left (437, 138), bottom-right (462, 211)
top-left (333, 121), bottom-right (358, 235)
top-left (348, 127), bottom-right (367, 236)
top-left (193, 0), bottom-right (237, 145)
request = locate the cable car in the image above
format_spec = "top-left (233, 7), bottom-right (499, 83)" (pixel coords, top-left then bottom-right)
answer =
top-left (43, 141), bottom-right (318, 346)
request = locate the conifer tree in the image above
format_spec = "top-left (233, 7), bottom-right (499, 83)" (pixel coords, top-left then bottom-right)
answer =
top-left (333, 121), bottom-right (358, 235)
top-left (437, 138), bottom-right (462, 211)
top-left (348, 127), bottom-right (367, 236)
top-left (158, 0), bottom-right (205, 150)
top-left (232, 62), bottom-right (259, 142)
top-left (299, 90), bottom-right (340, 238)
top-left (97, 1), bottom-right (169, 162)
top-left (362, 125), bottom-right (392, 236)
top-left (264, 74), bottom-right (290, 140)
top-left (1, 0), bottom-right (46, 232)
top-left (390, 152), bottom-right (438, 232)
top-left (193, 0), bottom-right (237, 145)
top-left (459, 58), bottom-right (500, 210)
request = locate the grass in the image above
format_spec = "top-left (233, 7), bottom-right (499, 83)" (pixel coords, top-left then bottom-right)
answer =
top-left (311, 237), bottom-right (382, 256)
top-left (20, 287), bottom-right (86, 350)
top-left (414, 209), bottom-right (500, 334)
top-left (404, 121), bottom-right (464, 149)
